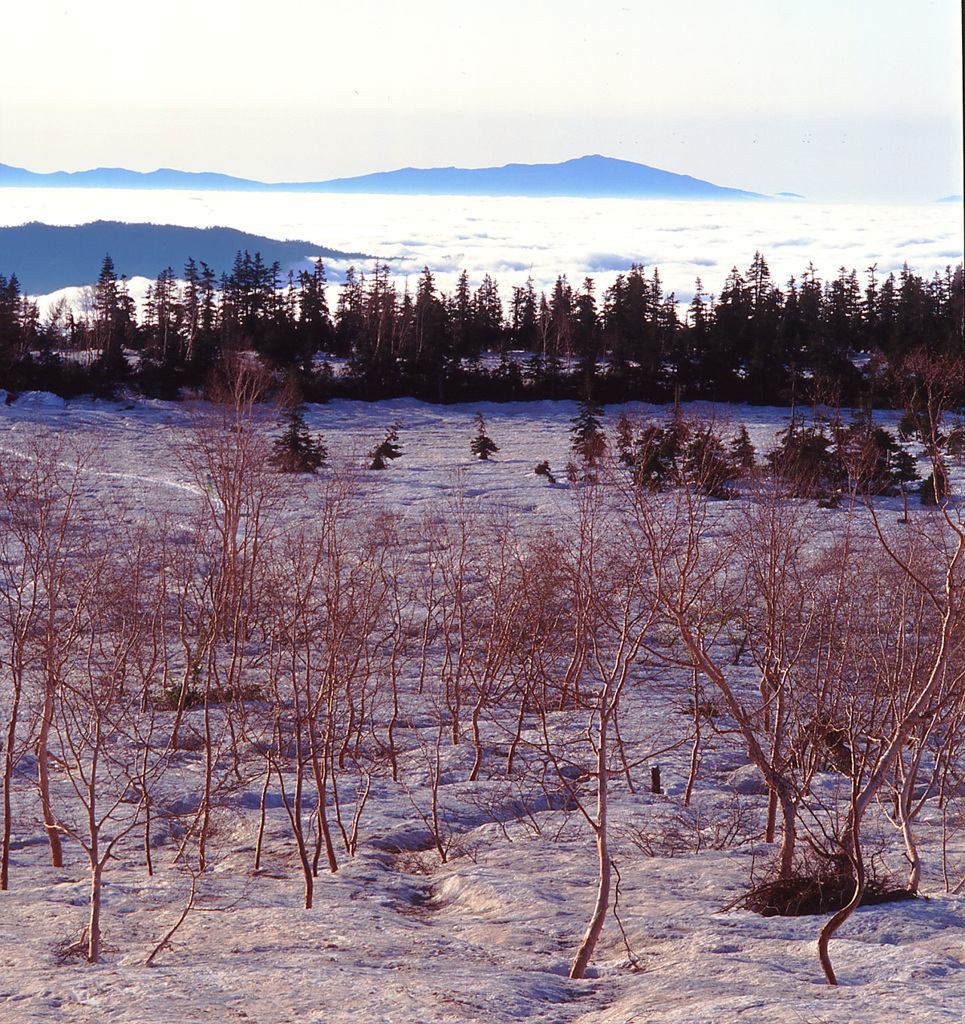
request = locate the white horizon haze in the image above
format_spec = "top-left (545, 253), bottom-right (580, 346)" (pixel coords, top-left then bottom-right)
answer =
top-left (1, 0), bottom-right (962, 203)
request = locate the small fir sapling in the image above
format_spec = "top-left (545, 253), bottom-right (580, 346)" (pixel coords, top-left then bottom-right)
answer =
top-left (767, 425), bottom-right (840, 497)
top-left (470, 413), bottom-right (499, 460)
top-left (616, 411), bottom-right (700, 490)
top-left (616, 410), bottom-right (634, 467)
top-left (570, 396), bottom-right (606, 466)
top-left (861, 426), bottom-right (919, 495)
top-left (947, 421), bottom-right (965, 465)
top-left (534, 460), bottom-right (556, 484)
top-left (920, 461), bottom-right (951, 506)
top-left (730, 424), bottom-right (757, 473)
top-left (684, 425), bottom-right (737, 498)
top-left (369, 423), bottom-right (403, 470)
top-left (827, 410), bottom-right (918, 497)
top-left (568, 394), bottom-right (606, 482)
top-left (270, 406), bottom-right (328, 473)
top-left (621, 421), bottom-right (677, 491)
top-left (897, 408), bottom-right (937, 444)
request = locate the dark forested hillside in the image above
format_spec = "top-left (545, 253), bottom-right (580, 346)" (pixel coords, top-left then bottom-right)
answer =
top-left (0, 221), bottom-right (370, 294)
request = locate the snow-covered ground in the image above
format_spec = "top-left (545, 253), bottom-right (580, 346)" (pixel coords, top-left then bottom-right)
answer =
top-left (1, 392), bottom-right (964, 1024)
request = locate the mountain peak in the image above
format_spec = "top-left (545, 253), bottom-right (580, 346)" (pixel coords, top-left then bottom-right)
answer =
top-left (300, 155), bottom-right (767, 200)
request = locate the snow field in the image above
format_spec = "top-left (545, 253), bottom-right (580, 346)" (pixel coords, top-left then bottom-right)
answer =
top-left (1, 392), bottom-right (964, 1024)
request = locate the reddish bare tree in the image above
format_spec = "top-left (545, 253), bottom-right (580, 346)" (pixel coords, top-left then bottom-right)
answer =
top-left (514, 483), bottom-right (661, 980)
top-left (0, 434), bottom-right (98, 873)
top-left (47, 518), bottom-right (170, 962)
top-left (815, 476), bottom-right (965, 984)
top-left (174, 361), bottom-right (285, 870)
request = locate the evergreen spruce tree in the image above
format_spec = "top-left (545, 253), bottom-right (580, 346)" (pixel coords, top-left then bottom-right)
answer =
top-left (270, 406), bottom-right (328, 473)
top-left (730, 424), bottom-right (757, 473)
top-left (470, 412), bottom-right (499, 460)
top-left (618, 419), bottom-right (679, 491)
top-left (614, 410), bottom-right (635, 467)
top-left (684, 425), bottom-right (736, 498)
top-left (920, 460), bottom-right (950, 505)
top-left (93, 253), bottom-right (132, 378)
top-left (839, 416), bottom-right (918, 496)
top-left (570, 393), bottom-right (605, 466)
top-left (568, 394), bottom-right (606, 482)
top-left (0, 272), bottom-right (22, 365)
top-left (369, 422), bottom-right (403, 469)
top-left (947, 421), bottom-right (965, 466)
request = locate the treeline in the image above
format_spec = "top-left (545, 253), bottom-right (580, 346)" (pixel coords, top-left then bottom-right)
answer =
top-left (1, 249), bottom-right (962, 407)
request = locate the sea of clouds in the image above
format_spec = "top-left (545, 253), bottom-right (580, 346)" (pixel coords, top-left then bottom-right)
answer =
top-left (2, 187), bottom-right (962, 310)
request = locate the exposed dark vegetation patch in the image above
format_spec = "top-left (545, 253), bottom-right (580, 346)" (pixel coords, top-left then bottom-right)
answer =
top-left (156, 681), bottom-right (265, 711)
top-left (739, 871), bottom-right (917, 917)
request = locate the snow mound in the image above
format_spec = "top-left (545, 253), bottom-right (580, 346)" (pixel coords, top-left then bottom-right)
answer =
top-left (10, 391), bottom-right (68, 408)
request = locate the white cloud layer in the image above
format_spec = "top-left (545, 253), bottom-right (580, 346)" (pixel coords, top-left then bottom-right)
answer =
top-left (2, 189), bottom-right (962, 310)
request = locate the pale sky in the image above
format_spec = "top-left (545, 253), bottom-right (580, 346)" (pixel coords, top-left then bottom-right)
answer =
top-left (1, 0), bottom-right (961, 202)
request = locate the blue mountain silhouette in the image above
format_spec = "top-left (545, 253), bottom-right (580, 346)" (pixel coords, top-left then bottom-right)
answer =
top-left (0, 165), bottom-right (267, 190)
top-left (0, 221), bottom-right (369, 294)
top-left (1, 155), bottom-right (766, 200)
top-left (296, 155), bottom-right (767, 199)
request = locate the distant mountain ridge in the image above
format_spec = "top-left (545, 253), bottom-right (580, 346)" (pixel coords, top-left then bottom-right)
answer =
top-left (0, 165), bottom-right (268, 191)
top-left (0, 155), bottom-right (767, 200)
top-left (0, 221), bottom-right (370, 294)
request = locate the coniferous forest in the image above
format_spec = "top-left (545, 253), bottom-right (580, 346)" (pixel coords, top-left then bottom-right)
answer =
top-left (0, 249), bottom-right (962, 409)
